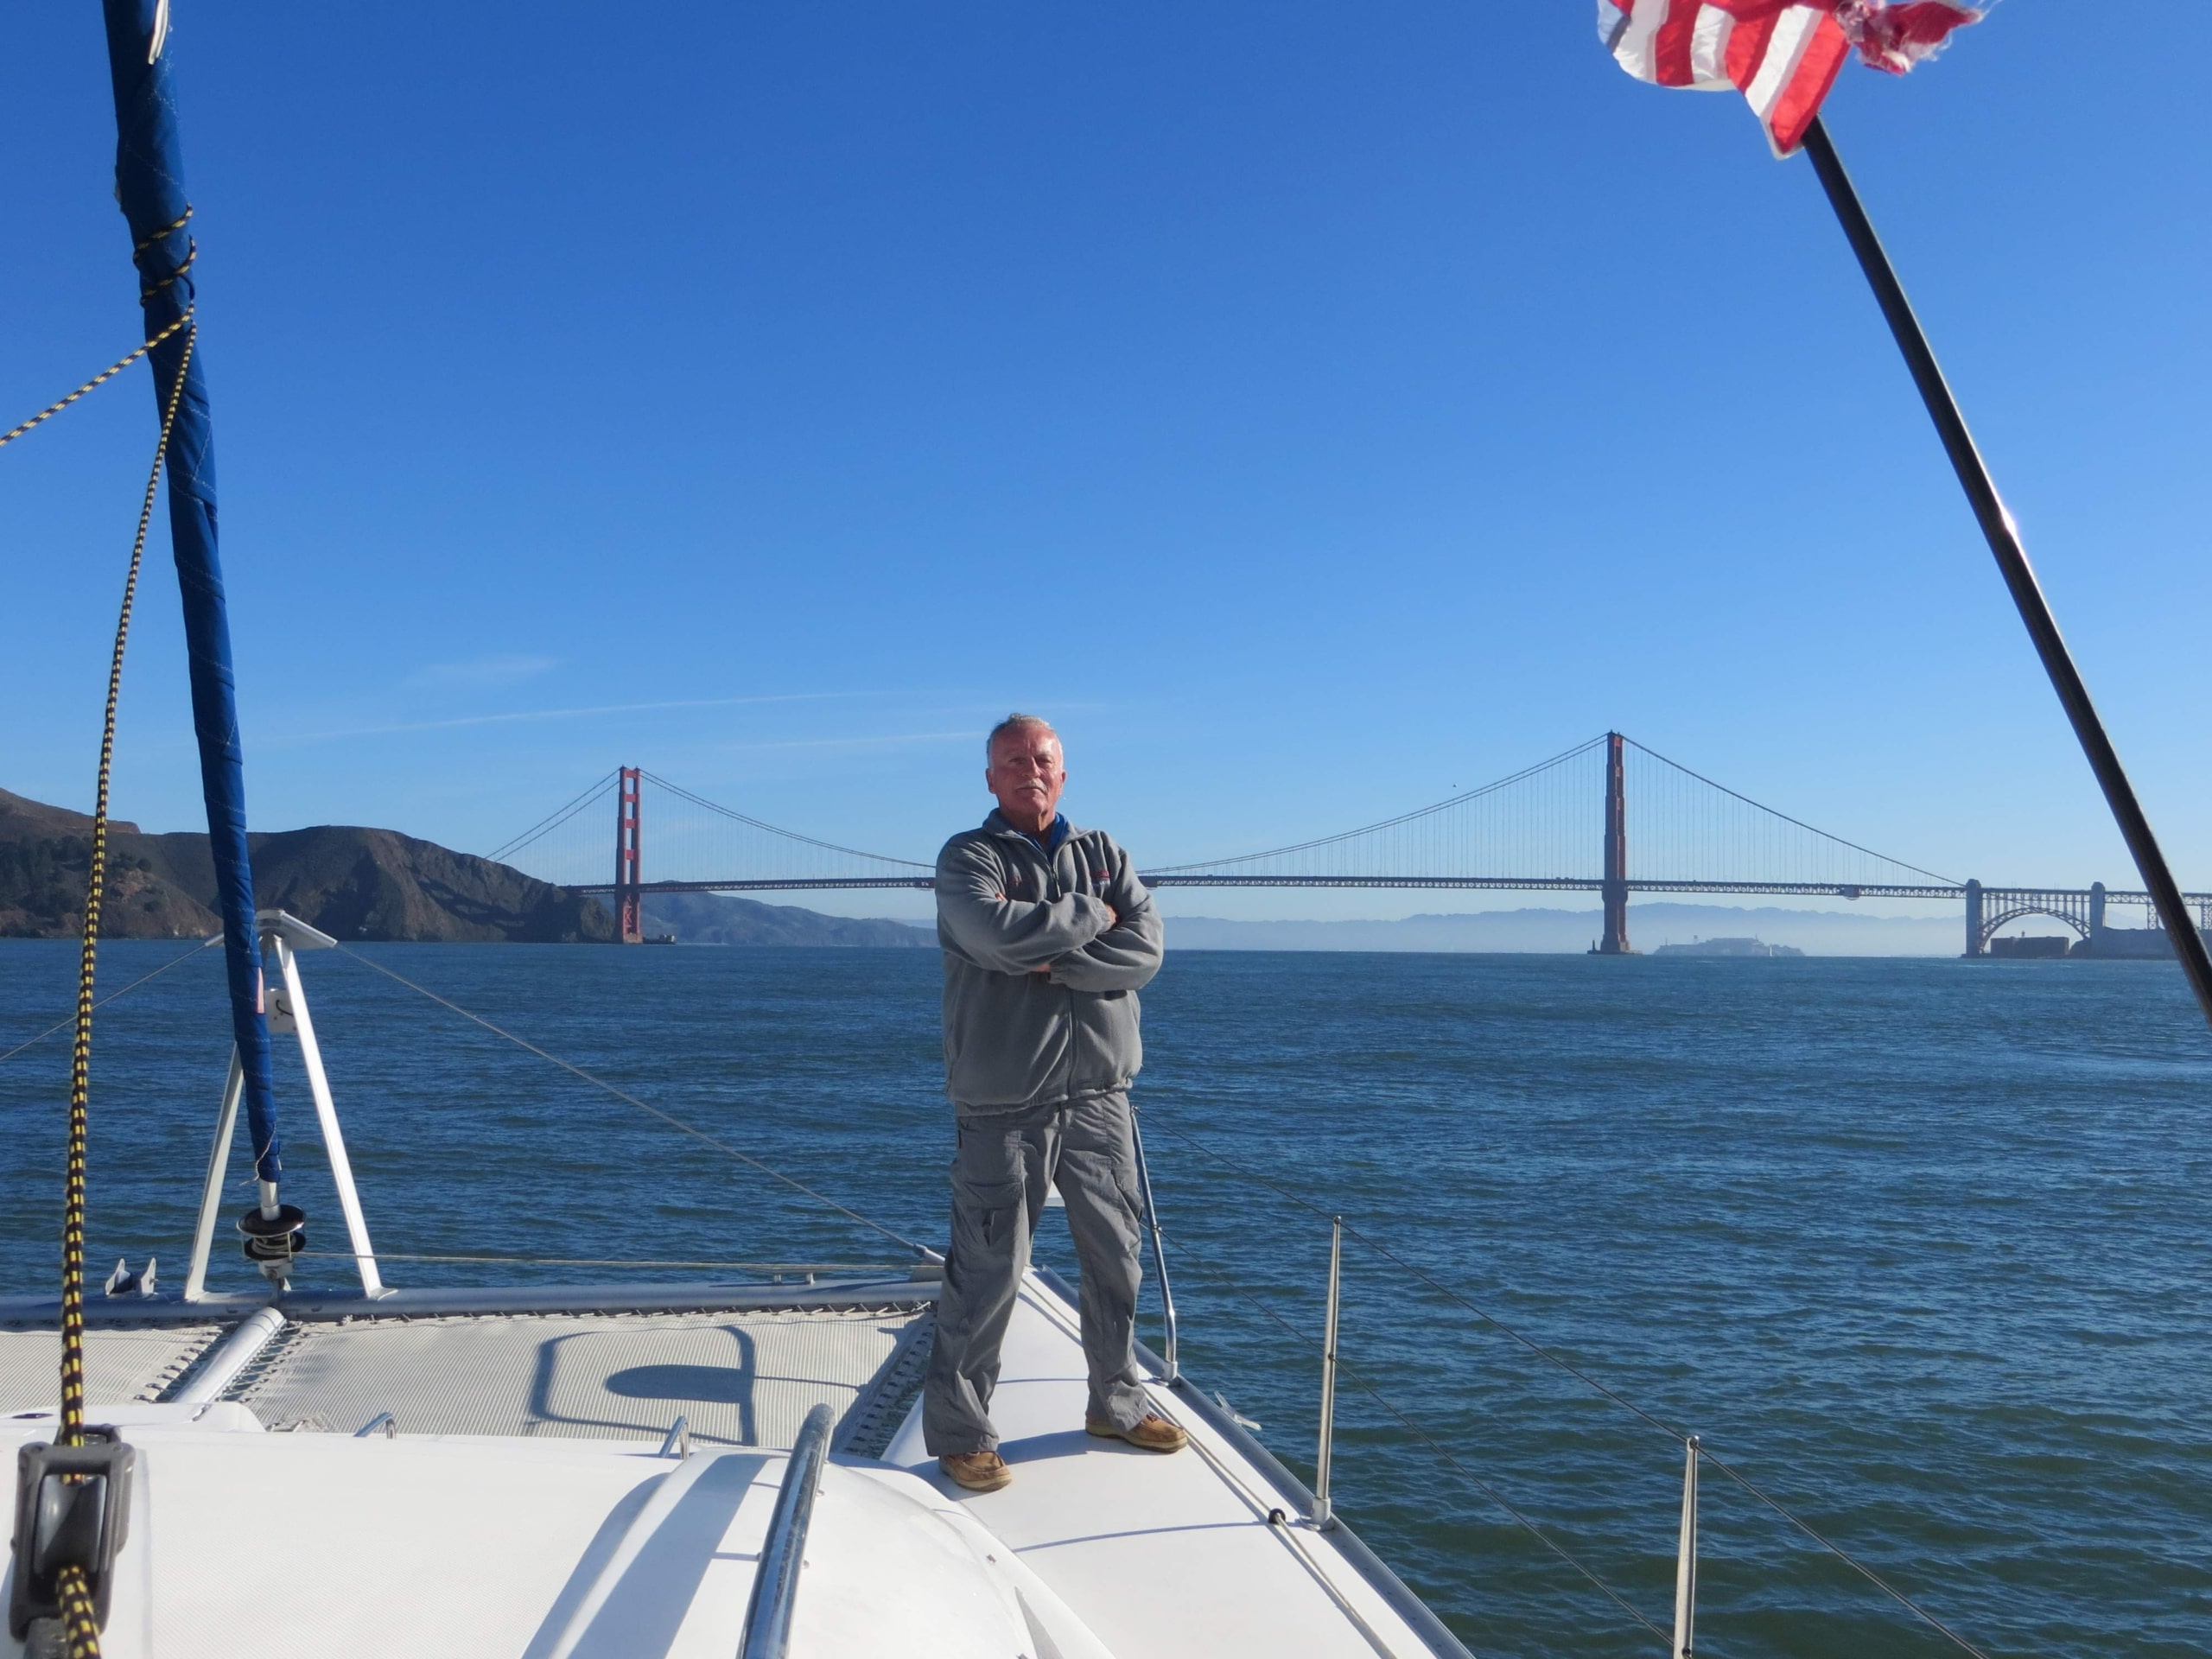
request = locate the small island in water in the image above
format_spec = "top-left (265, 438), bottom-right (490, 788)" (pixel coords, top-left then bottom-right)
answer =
top-left (1653, 936), bottom-right (1804, 958)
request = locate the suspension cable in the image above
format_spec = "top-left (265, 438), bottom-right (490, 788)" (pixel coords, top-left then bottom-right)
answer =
top-left (0, 936), bottom-right (219, 1066)
top-left (1143, 735), bottom-right (1609, 874)
top-left (1624, 736), bottom-right (1957, 887)
top-left (484, 769), bottom-right (620, 864)
top-left (327, 944), bottom-right (926, 1255)
top-left (639, 769), bottom-right (934, 870)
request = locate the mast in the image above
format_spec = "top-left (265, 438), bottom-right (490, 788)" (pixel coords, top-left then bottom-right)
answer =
top-left (99, 3), bottom-right (289, 1211)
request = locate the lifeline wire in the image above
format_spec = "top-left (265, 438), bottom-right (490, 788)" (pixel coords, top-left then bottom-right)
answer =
top-left (327, 944), bottom-right (926, 1256)
top-left (1692, 1447), bottom-right (1993, 1659)
top-left (1148, 1117), bottom-right (1993, 1658)
top-left (1147, 1119), bottom-right (1681, 1439)
top-left (0, 935), bottom-right (219, 1065)
top-left (1160, 1226), bottom-right (1671, 1645)
top-left (1351, 1203), bottom-right (2004, 1654)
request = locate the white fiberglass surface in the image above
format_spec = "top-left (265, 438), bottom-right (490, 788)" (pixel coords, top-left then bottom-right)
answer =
top-left (0, 1421), bottom-right (1047, 1659)
top-left (886, 1277), bottom-right (1452, 1659)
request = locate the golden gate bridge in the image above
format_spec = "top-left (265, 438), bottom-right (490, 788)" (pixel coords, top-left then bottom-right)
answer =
top-left (488, 734), bottom-right (2212, 958)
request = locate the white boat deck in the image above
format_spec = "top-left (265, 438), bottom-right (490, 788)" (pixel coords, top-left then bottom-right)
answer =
top-left (887, 1274), bottom-right (1451, 1659)
top-left (0, 1271), bottom-right (1467, 1659)
top-left (3, 1405), bottom-right (1050, 1659)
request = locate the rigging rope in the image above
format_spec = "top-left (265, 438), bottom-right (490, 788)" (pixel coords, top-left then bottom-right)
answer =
top-left (327, 944), bottom-right (927, 1256)
top-left (0, 209), bottom-right (196, 459)
top-left (0, 936), bottom-right (219, 1066)
top-left (50, 314), bottom-right (196, 1659)
top-left (0, 312), bottom-right (193, 454)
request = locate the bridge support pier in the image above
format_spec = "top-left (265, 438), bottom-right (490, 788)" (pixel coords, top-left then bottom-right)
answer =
top-left (615, 766), bottom-right (644, 944)
top-left (2088, 881), bottom-right (2106, 953)
top-left (1598, 732), bottom-right (1631, 955)
top-left (1963, 879), bottom-right (1982, 957)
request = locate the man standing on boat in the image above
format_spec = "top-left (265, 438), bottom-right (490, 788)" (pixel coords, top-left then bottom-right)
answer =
top-left (925, 713), bottom-right (1183, 1492)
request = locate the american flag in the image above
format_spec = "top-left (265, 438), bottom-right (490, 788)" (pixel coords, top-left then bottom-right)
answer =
top-left (1599, 0), bottom-right (1980, 156)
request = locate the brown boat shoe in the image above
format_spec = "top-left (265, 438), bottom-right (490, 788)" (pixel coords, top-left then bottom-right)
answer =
top-left (938, 1450), bottom-right (1014, 1492)
top-left (1085, 1413), bottom-right (1188, 1452)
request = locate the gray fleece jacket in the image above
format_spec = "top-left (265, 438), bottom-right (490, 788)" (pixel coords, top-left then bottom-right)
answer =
top-left (935, 810), bottom-right (1166, 1114)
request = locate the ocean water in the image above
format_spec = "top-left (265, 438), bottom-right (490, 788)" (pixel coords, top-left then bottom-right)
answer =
top-left (1, 940), bottom-right (2205, 1658)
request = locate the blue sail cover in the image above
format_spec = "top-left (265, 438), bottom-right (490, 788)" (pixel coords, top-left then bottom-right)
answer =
top-left (101, 0), bottom-right (282, 1184)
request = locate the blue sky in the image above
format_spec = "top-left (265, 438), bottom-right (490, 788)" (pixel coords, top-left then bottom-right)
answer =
top-left (2, 4), bottom-right (2204, 922)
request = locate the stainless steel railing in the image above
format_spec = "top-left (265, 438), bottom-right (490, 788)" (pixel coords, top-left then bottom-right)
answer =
top-left (1673, 1435), bottom-right (1700, 1658)
top-left (739, 1402), bottom-right (836, 1659)
top-left (1130, 1116), bottom-right (1179, 1383)
top-left (1312, 1215), bottom-right (1342, 1529)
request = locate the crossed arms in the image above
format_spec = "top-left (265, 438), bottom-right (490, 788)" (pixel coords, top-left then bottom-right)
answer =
top-left (936, 836), bottom-right (1164, 992)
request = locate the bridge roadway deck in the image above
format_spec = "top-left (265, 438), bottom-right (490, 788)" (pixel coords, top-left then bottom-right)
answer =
top-left (575, 876), bottom-right (2209, 907)
top-left (583, 876), bottom-right (2082, 900)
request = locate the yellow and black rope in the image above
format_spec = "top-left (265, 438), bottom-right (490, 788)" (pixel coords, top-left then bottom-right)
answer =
top-left (50, 315), bottom-right (196, 1659)
top-left (0, 210), bottom-right (195, 454)
top-left (0, 313), bottom-right (190, 454)
top-left (133, 205), bottom-right (196, 303)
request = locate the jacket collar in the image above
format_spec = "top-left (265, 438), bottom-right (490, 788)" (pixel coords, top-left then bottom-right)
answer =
top-left (982, 808), bottom-right (1078, 855)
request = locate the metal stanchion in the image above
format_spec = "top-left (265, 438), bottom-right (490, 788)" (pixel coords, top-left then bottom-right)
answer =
top-left (1130, 1116), bottom-right (1179, 1384)
top-left (1672, 1434), bottom-right (1700, 1659)
top-left (1313, 1215), bottom-right (1342, 1529)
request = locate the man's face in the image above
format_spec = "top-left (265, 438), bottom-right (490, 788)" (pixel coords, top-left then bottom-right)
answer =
top-left (986, 727), bottom-right (1066, 831)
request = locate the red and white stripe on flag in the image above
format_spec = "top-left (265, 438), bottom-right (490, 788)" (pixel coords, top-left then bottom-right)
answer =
top-left (1599, 0), bottom-right (1980, 157)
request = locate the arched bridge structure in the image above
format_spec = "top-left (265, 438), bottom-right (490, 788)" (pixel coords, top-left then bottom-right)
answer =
top-left (1963, 881), bottom-right (2212, 957)
top-left (489, 737), bottom-right (2212, 957)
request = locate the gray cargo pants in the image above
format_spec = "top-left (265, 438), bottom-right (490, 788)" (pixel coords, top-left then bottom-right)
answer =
top-left (923, 1090), bottom-right (1149, 1456)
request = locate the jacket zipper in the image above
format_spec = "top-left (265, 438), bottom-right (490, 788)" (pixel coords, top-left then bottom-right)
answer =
top-left (1042, 836), bottom-right (1079, 1102)
top-left (1003, 825), bottom-right (1088, 1103)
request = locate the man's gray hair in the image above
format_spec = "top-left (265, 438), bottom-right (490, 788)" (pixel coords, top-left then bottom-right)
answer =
top-left (986, 713), bottom-right (1058, 761)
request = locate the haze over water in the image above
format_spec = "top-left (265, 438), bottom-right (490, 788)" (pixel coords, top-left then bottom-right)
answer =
top-left (2, 942), bottom-right (2204, 1657)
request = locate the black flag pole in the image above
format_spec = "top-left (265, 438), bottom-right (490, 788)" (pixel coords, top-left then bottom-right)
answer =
top-left (1796, 116), bottom-right (2212, 1029)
